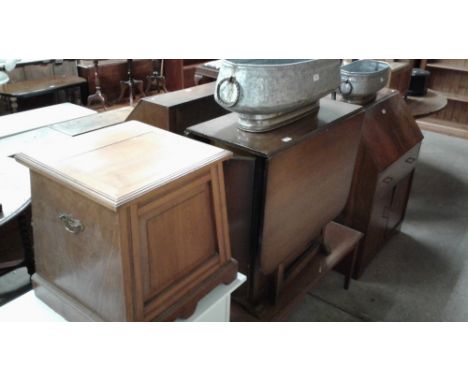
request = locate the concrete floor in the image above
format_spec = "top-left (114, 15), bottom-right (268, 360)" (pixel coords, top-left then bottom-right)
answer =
top-left (1, 131), bottom-right (467, 321)
top-left (289, 131), bottom-right (468, 322)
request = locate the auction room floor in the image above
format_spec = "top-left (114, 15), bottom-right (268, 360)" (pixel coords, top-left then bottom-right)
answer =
top-left (1, 130), bottom-right (467, 321)
top-left (289, 130), bottom-right (468, 321)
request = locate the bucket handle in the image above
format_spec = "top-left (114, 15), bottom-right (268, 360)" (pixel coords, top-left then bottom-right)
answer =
top-left (216, 76), bottom-right (241, 107)
top-left (339, 79), bottom-right (353, 96)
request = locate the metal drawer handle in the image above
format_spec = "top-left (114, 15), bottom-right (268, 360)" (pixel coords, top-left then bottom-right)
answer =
top-left (405, 157), bottom-right (416, 164)
top-left (59, 213), bottom-right (84, 234)
top-left (382, 176), bottom-right (393, 184)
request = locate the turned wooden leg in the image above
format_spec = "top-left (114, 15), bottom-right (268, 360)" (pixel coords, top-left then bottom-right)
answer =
top-left (87, 90), bottom-right (107, 110)
top-left (145, 76), bottom-right (155, 94)
top-left (73, 87), bottom-right (82, 105)
top-left (135, 80), bottom-right (145, 98)
top-left (9, 96), bottom-right (18, 113)
top-left (117, 82), bottom-right (128, 104)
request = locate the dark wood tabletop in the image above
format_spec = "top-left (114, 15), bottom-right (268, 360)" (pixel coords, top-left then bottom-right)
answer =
top-left (405, 89), bottom-right (448, 118)
top-left (186, 98), bottom-right (362, 158)
top-left (0, 75), bottom-right (86, 98)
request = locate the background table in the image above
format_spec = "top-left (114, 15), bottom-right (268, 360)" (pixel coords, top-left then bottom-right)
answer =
top-left (405, 89), bottom-right (448, 119)
top-left (0, 76), bottom-right (87, 113)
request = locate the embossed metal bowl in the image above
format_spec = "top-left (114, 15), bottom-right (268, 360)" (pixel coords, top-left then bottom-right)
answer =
top-left (214, 59), bottom-right (341, 132)
top-left (339, 60), bottom-right (391, 105)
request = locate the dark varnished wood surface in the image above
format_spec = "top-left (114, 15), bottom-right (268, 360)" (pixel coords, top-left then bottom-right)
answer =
top-left (361, 92), bottom-right (423, 171)
top-left (405, 89), bottom-right (448, 118)
top-left (187, 99), bottom-right (364, 308)
top-left (186, 98), bottom-right (362, 158)
top-left (260, 113), bottom-right (363, 274)
top-left (142, 82), bottom-right (218, 108)
top-left (127, 82), bottom-right (227, 135)
top-left (342, 91), bottom-right (423, 278)
top-left (231, 221), bottom-right (363, 321)
top-left (0, 76), bottom-right (86, 97)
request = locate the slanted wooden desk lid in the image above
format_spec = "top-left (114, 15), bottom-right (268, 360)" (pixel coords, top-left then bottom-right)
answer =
top-left (15, 121), bottom-right (232, 210)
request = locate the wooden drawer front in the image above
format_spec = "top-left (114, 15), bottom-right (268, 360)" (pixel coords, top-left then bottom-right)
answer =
top-left (30, 172), bottom-right (125, 321)
top-left (377, 143), bottom-right (420, 192)
top-left (132, 171), bottom-right (225, 319)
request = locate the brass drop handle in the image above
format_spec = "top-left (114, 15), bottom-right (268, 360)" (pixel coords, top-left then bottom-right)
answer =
top-left (59, 213), bottom-right (84, 234)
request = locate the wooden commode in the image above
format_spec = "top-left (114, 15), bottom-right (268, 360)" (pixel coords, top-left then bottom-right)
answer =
top-left (15, 121), bottom-right (237, 321)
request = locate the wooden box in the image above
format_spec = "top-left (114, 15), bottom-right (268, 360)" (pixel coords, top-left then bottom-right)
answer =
top-left (15, 121), bottom-right (237, 321)
top-left (127, 82), bottom-right (227, 135)
top-left (186, 99), bottom-right (364, 311)
top-left (342, 90), bottom-right (423, 278)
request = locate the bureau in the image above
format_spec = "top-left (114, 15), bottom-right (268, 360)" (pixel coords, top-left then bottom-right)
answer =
top-left (15, 121), bottom-right (237, 321)
top-left (186, 99), bottom-right (364, 316)
top-left (341, 90), bottom-right (424, 278)
top-left (127, 82), bottom-right (227, 135)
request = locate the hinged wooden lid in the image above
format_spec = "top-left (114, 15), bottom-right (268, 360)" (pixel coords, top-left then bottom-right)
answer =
top-left (361, 92), bottom-right (423, 171)
top-left (15, 121), bottom-right (231, 210)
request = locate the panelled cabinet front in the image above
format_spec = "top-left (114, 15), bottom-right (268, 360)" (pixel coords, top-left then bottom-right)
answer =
top-left (125, 165), bottom-right (234, 321)
top-left (17, 121), bottom-right (237, 321)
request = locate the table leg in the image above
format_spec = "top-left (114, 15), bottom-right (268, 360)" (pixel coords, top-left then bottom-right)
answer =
top-left (117, 82), bottom-right (128, 104)
top-left (135, 80), bottom-right (146, 98)
top-left (9, 96), bottom-right (18, 113)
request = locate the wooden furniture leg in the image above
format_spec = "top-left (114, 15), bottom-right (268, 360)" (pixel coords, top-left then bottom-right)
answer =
top-left (9, 96), bottom-right (18, 113)
top-left (344, 244), bottom-right (358, 290)
top-left (145, 60), bottom-right (167, 94)
top-left (135, 80), bottom-right (146, 98)
top-left (87, 60), bottom-right (107, 110)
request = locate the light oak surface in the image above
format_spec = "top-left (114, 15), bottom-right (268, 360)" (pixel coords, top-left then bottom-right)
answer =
top-left (16, 121), bottom-right (232, 210)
